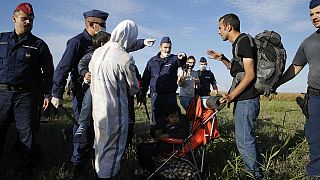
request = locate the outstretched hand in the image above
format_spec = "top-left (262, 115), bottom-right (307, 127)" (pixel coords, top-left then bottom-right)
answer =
top-left (207, 49), bottom-right (223, 61)
top-left (144, 39), bottom-right (156, 47)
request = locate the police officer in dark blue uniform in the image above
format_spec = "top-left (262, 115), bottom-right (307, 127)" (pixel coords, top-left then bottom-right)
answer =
top-left (51, 10), bottom-right (109, 179)
top-left (0, 3), bottom-right (54, 179)
top-left (197, 57), bottom-right (219, 96)
top-left (138, 37), bottom-right (186, 137)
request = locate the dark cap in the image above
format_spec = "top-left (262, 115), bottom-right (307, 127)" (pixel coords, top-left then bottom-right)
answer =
top-left (15, 2), bottom-right (34, 16)
top-left (200, 57), bottom-right (207, 63)
top-left (160, 36), bottom-right (171, 44)
top-left (83, 10), bottom-right (109, 21)
top-left (310, 0), bottom-right (320, 9)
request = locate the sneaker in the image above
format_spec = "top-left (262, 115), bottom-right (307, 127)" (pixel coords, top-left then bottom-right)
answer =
top-left (75, 127), bottom-right (86, 136)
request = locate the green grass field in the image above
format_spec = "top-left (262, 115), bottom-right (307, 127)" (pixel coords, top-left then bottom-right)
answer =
top-left (0, 93), bottom-right (309, 180)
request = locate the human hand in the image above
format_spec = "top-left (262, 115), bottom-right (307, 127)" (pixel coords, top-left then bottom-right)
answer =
top-left (207, 49), bottom-right (224, 61)
top-left (144, 39), bottom-right (156, 47)
top-left (178, 52), bottom-right (186, 60)
top-left (155, 130), bottom-right (162, 138)
top-left (43, 98), bottom-right (50, 110)
top-left (219, 93), bottom-right (235, 103)
top-left (51, 97), bottom-right (63, 108)
top-left (84, 72), bottom-right (91, 84)
top-left (136, 91), bottom-right (146, 107)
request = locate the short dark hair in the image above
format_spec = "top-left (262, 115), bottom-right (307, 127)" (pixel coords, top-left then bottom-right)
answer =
top-left (187, 55), bottom-right (196, 62)
top-left (161, 105), bottom-right (181, 119)
top-left (219, 13), bottom-right (240, 32)
top-left (92, 31), bottom-right (111, 49)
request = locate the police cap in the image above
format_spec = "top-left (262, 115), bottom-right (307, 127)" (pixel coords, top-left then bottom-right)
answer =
top-left (83, 10), bottom-right (109, 21)
top-left (160, 37), bottom-right (171, 44)
top-left (15, 2), bottom-right (34, 16)
top-left (200, 57), bottom-right (207, 63)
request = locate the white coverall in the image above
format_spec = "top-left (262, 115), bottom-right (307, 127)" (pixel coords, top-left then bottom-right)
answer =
top-left (89, 20), bottom-right (139, 178)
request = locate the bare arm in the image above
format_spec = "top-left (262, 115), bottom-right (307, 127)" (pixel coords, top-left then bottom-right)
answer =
top-left (274, 64), bottom-right (304, 89)
top-left (221, 57), bottom-right (255, 103)
top-left (207, 49), bottom-right (231, 69)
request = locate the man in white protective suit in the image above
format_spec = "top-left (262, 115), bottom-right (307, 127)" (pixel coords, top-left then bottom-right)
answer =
top-left (89, 20), bottom-right (140, 180)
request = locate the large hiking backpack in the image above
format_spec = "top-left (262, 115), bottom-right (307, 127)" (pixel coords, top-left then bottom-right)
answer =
top-left (234, 30), bottom-right (287, 96)
top-left (254, 30), bottom-right (286, 96)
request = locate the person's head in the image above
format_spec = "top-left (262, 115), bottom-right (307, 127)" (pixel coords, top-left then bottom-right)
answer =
top-left (13, 2), bottom-right (34, 35)
top-left (110, 20), bottom-right (138, 50)
top-left (159, 37), bottom-right (172, 58)
top-left (84, 10), bottom-right (109, 36)
top-left (92, 31), bottom-right (111, 49)
top-left (218, 13), bottom-right (240, 41)
top-left (186, 56), bottom-right (196, 70)
top-left (199, 57), bottom-right (208, 71)
top-left (161, 105), bottom-right (181, 126)
top-left (310, 0), bottom-right (320, 28)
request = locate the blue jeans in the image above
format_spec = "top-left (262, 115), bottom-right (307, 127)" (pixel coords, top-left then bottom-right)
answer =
top-left (234, 97), bottom-right (262, 178)
top-left (179, 96), bottom-right (193, 111)
top-left (305, 95), bottom-right (320, 176)
top-left (78, 88), bottom-right (92, 128)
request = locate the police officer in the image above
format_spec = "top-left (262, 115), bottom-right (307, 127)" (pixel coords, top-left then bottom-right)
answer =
top-left (138, 37), bottom-right (186, 137)
top-left (0, 2), bottom-right (54, 179)
top-left (50, 10), bottom-right (109, 179)
top-left (275, 1), bottom-right (320, 178)
top-left (197, 57), bottom-right (218, 96)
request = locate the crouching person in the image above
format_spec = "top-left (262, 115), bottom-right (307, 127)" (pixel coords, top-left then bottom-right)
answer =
top-left (136, 105), bottom-right (189, 178)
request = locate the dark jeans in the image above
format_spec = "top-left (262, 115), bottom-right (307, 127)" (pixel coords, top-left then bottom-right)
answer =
top-left (0, 90), bottom-right (36, 170)
top-left (305, 95), bottom-right (320, 176)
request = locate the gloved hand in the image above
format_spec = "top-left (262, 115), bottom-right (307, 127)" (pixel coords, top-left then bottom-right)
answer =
top-left (144, 39), bottom-right (156, 47)
top-left (51, 97), bottom-right (63, 108)
top-left (177, 52), bottom-right (186, 60)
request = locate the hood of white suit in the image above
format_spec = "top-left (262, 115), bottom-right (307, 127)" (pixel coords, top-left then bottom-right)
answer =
top-left (110, 20), bottom-right (138, 50)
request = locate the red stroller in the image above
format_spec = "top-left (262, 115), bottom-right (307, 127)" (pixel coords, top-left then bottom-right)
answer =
top-left (148, 95), bottom-right (225, 180)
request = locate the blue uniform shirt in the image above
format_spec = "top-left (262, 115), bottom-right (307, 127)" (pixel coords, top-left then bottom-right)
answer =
top-left (52, 30), bottom-right (93, 99)
top-left (141, 53), bottom-right (186, 94)
top-left (197, 70), bottom-right (216, 96)
top-left (0, 31), bottom-right (54, 95)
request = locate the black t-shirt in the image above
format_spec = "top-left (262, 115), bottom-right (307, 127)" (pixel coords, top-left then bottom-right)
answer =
top-left (230, 33), bottom-right (258, 101)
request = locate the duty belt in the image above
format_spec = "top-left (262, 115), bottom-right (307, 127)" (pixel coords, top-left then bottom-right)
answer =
top-left (307, 86), bottom-right (320, 96)
top-left (0, 84), bottom-right (27, 91)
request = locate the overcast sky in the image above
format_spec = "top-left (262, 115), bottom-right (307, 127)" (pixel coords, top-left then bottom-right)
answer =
top-left (0, 0), bottom-right (315, 93)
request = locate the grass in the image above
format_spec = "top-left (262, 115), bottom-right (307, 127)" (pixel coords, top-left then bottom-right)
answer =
top-left (0, 93), bottom-right (310, 179)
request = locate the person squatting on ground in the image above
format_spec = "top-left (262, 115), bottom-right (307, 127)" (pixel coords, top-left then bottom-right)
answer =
top-left (89, 20), bottom-right (146, 180)
top-left (0, 2), bottom-right (54, 179)
top-left (138, 37), bottom-right (187, 137)
top-left (136, 105), bottom-right (189, 177)
top-left (51, 9), bottom-right (109, 178)
top-left (207, 13), bottom-right (264, 178)
top-left (274, 1), bottom-right (320, 178)
top-left (75, 31), bottom-right (111, 136)
top-left (177, 55), bottom-right (199, 111)
top-left (197, 57), bottom-right (219, 96)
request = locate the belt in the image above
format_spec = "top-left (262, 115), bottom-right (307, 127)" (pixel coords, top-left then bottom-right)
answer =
top-left (0, 84), bottom-right (27, 91)
top-left (307, 86), bottom-right (320, 96)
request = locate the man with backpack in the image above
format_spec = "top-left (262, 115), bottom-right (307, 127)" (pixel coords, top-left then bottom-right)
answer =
top-left (274, 0), bottom-right (320, 178)
top-left (197, 57), bottom-right (218, 96)
top-left (207, 13), bottom-right (263, 178)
